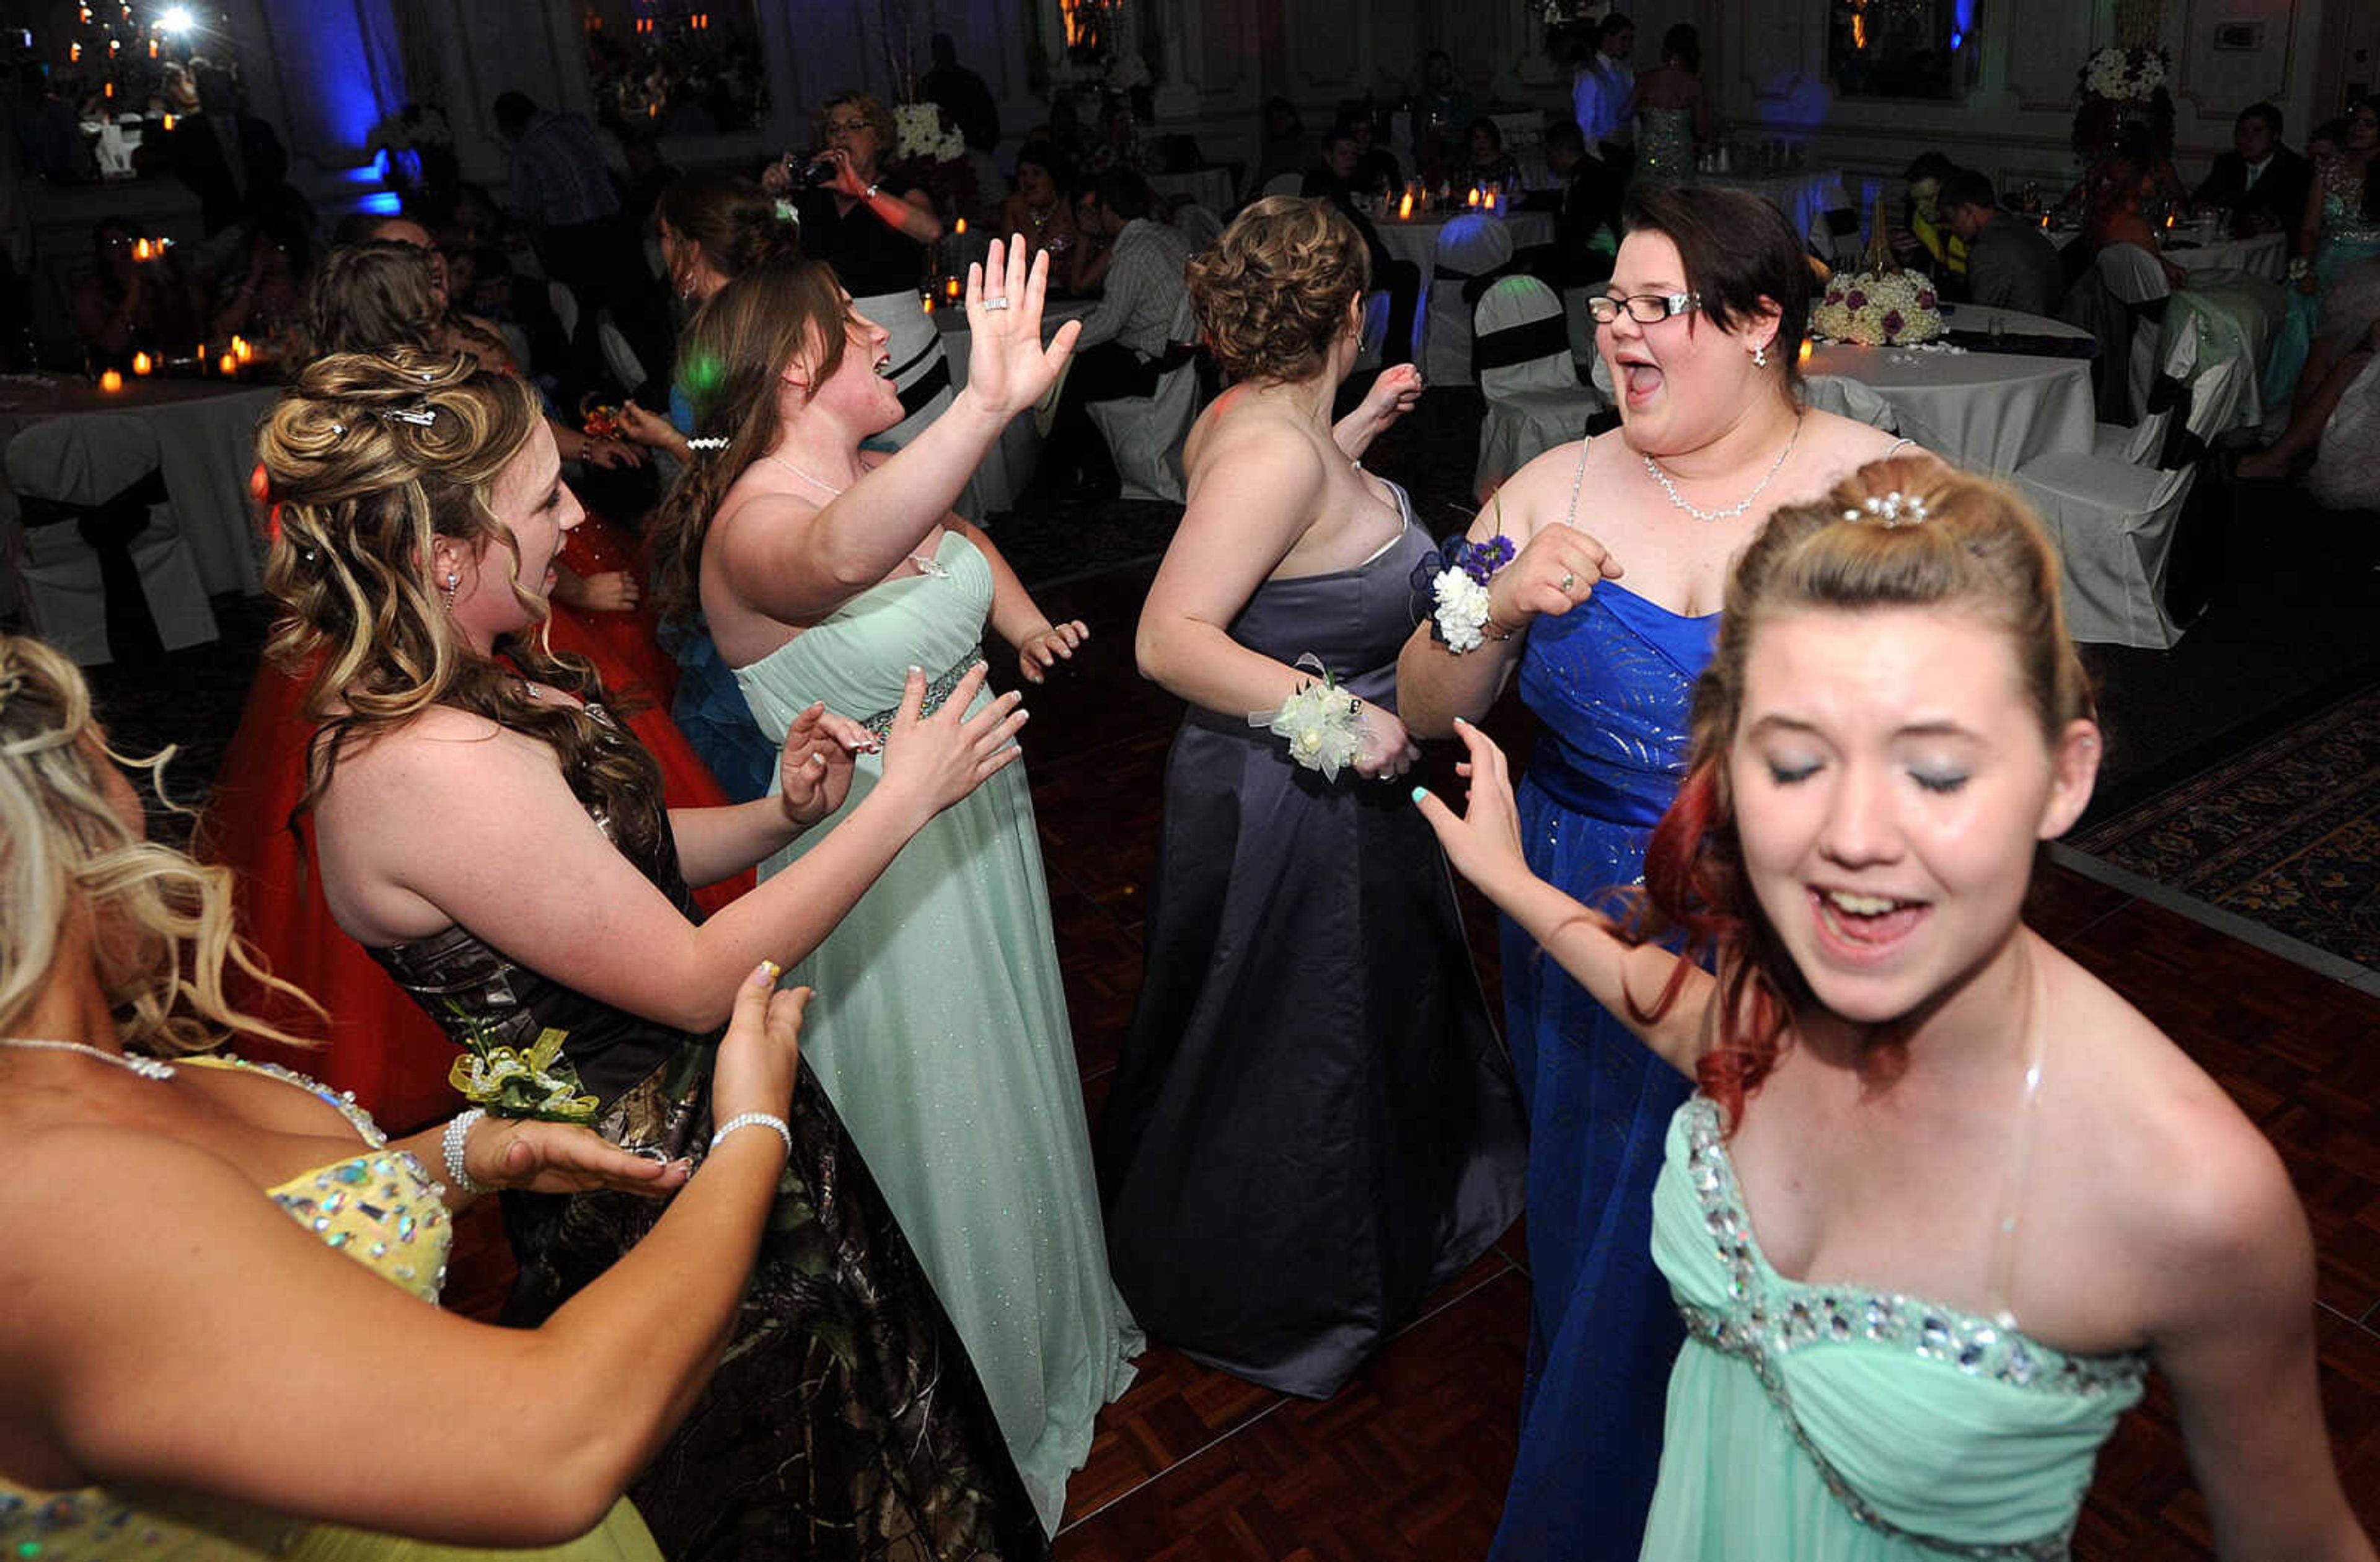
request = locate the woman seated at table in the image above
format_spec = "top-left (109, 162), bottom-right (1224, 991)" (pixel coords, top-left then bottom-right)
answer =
top-left (2238, 312), bottom-right (2380, 502)
top-left (68, 218), bottom-right (202, 371)
top-left (2267, 98), bottom-right (2380, 412)
top-left (0, 630), bottom-right (809, 1562)
top-left (1462, 117), bottom-right (1519, 190)
top-left (2084, 150), bottom-right (2186, 288)
top-left (1395, 184), bottom-right (1910, 1562)
top-left (998, 148), bottom-right (1085, 290)
top-left (1414, 456), bottom-right (2376, 1561)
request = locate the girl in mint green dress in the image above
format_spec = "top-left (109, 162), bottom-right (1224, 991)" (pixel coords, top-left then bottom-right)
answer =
top-left (650, 241), bottom-right (1140, 1536)
top-left (1417, 456), bottom-right (2373, 1560)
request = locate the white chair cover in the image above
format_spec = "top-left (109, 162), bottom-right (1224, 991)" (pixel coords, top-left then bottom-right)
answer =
top-left (2015, 343), bottom-right (2237, 651)
top-left (2092, 315), bottom-right (2200, 464)
top-left (1474, 276), bottom-right (1603, 498)
top-left (1085, 294), bottom-right (1199, 503)
top-left (1807, 205), bottom-right (1862, 268)
top-left (1261, 171), bottom-right (1305, 199)
top-left (1173, 203), bottom-right (1225, 252)
top-left (598, 319), bottom-right (646, 397)
top-left (1422, 213), bottom-right (1516, 384)
top-left (2096, 244), bottom-right (2172, 421)
top-left (547, 280), bottom-right (581, 341)
top-left (4, 415), bottom-right (218, 666)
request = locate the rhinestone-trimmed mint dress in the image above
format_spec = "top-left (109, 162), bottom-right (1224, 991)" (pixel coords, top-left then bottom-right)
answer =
top-left (733, 530), bottom-right (1142, 1534)
top-left (1640, 1096), bottom-right (2148, 1560)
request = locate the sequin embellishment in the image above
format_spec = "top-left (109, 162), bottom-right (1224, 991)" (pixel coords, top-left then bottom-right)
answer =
top-left (854, 642), bottom-right (987, 741)
top-left (1674, 1096), bottom-right (2146, 1560)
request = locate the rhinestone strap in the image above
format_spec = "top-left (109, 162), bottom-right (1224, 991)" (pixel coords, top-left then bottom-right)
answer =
top-left (854, 643), bottom-right (985, 741)
top-left (187, 1054), bottom-right (389, 1147)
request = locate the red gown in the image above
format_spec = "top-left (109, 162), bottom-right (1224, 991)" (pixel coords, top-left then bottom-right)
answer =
top-left (207, 513), bottom-right (757, 1134)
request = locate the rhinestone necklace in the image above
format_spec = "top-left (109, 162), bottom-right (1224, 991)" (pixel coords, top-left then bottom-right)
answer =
top-left (765, 454), bottom-right (950, 578)
top-left (0, 1036), bottom-right (177, 1079)
top-left (1641, 415), bottom-right (1802, 524)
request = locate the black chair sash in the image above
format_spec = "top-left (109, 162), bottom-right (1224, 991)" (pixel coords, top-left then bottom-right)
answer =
top-left (1473, 314), bottom-right (1572, 374)
top-left (15, 469), bottom-right (172, 664)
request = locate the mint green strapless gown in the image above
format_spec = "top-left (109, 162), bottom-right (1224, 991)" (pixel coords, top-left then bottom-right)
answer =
top-left (1642, 1096), bottom-right (2148, 1560)
top-left (733, 531), bottom-right (1140, 1535)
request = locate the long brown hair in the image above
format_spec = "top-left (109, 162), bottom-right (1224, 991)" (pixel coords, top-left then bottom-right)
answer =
top-left (258, 348), bottom-right (666, 864)
top-left (1627, 457), bottom-right (2092, 1127)
top-left (648, 256), bottom-right (850, 626)
top-left (654, 173), bottom-right (803, 284)
top-left (296, 241), bottom-right (442, 361)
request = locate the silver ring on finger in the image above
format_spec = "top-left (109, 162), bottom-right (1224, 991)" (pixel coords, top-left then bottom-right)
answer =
top-left (1559, 570), bottom-right (1577, 594)
top-left (981, 296), bottom-right (1013, 312)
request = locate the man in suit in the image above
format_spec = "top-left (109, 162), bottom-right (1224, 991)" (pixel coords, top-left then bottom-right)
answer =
top-left (1939, 169), bottom-right (2066, 317)
top-left (2193, 103), bottom-right (2313, 247)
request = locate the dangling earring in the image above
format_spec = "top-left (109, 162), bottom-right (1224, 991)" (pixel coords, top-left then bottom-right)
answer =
top-left (1752, 342), bottom-right (1769, 369)
top-left (443, 571), bottom-right (461, 611)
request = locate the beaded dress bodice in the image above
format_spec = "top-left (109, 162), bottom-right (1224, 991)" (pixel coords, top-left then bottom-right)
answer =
top-left (2317, 157), bottom-right (2380, 248)
top-left (0, 1057), bottom-right (454, 1560)
top-left (1647, 1095), bottom-right (2147, 1559)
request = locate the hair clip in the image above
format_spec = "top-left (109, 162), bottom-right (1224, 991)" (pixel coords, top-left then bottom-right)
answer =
top-left (1842, 491), bottom-right (1929, 527)
top-left (378, 405), bottom-right (438, 426)
top-left (419, 370), bottom-right (436, 382)
top-left (774, 198), bottom-right (799, 224)
top-left (329, 421), bottom-right (346, 435)
top-left (685, 435), bottom-right (731, 451)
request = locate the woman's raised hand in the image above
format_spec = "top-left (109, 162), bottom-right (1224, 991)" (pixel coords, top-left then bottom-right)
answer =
top-left (875, 663), bottom-right (1028, 819)
top-left (710, 961), bottom-right (809, 1131)
top-left (959, 236), bottom-right (1082, 423)
top-left (777, 699), bottom-right (873, 827)
top-left (1486, 520), bottom-right (1623, 632)
top-left (1016, 619), bottom-right (1089, 685)
top-left (1410, 718), bottom-right (1530, 898)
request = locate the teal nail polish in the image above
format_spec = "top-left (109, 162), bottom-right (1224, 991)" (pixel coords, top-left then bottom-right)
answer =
top-left (1409, 785), bottom-right (1429, 804)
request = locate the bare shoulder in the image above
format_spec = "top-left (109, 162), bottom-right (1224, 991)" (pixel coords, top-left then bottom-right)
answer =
top-left (1802, 407), bottom-right (1919, 472)
top-left (1184, 396), bottom-right (1328, 504)
top-left (1488, 436), bottom-right (1595, 541)
top-left (2045, 947), bottom-right (2301, 1289)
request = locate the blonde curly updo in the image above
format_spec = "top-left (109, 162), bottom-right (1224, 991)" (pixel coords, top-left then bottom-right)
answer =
top-left (1187, 196), bottom-right (1372, 384)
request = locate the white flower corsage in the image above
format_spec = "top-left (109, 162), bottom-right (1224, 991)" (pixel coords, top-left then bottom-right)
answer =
top-left (1410, 523), bottom-right (1516, 654)
top-left (1251, 653), bottom-right (1368, 781)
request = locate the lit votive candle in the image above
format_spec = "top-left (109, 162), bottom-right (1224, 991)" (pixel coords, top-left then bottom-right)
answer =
top-left (133, 238), bottom-right (151, 261)
top-left (100, 369), bottom-right (123, 392)
top-left (921, 293), bottom-right (935, 314)
top-left (132, 351), bottom-right (153, 376)
top-left (1466, 187), bottom-right (1481, 208)
top-left (1398, 190), bottom-right (1414, 220)
top-left (232, 336), bottom-right (253, 364)
top-left (218, 352), bottom-right (238, 377)
top-left (1797, 338), bottom-right (1814, 366)
top-left (945, 276), bottom-right (963, 301)
top-left (954, 217), bottom-right (967, 235)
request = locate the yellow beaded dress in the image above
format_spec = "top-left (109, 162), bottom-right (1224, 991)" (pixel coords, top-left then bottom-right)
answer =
top-left (0, 1056), bottom-right (661, 1562)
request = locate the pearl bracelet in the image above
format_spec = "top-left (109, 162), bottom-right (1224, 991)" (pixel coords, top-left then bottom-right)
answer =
top-left (442, 1108), bottom-right (493, 1196)
top-left (710, 1111), bottom-right (793, 1159)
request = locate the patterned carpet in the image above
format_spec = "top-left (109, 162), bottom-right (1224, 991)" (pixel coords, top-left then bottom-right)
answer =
top-left (2071, 679), bottom-right (2380, 971)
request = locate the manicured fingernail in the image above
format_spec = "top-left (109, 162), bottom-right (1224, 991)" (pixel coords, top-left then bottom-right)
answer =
top-left (907, 664), bottom-right (922, 676)
top-left (1452, 716), bottom-right (1467, 728)
top-left (755, 960), bottom-right (781, 985)
top-left (1410, 785), bottom-right (1429, 803)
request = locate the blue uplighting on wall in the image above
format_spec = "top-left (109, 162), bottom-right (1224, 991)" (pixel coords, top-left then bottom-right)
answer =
top-left (356, 190), bottom-right (403, 216)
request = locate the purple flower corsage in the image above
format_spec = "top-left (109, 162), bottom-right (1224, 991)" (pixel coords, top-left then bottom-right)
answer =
top-left (1413, 532), bottom-right (1516, 652)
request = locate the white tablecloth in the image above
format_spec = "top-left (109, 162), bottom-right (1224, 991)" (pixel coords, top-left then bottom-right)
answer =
top-left (1375, 210), bottom-right (1554, 270)
top-left (1805, 330), bottom-right (2096, 475)
top-left (935, 299), bottom-right (1098, 512)
top-left (2166, 229), bottom-right (2287, 283)
top-left (0, 379), bottom-right (279, 606)
top-left (1702, 169), bottom-right (1853, 249)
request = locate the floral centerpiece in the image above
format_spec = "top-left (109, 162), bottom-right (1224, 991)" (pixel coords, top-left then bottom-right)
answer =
top-left (1810, 270), bottom-right (1944, 346)
top-left (2079, 45), bottom-right (2169, 105)
top-left (894, 100), bottom-right (967, 164)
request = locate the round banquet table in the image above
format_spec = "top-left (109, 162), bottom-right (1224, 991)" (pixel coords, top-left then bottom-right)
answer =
top-left (2164, 228), bottom-right (2287, 283)
top-left (1373, 208), bottom-right (1555, 270)
top-left (0, 374), bottom-right (280, 614)
top-left (1804, 307), bottom-right (2097, 475)
top-left (1700, 169), bottom-right (1854, 251)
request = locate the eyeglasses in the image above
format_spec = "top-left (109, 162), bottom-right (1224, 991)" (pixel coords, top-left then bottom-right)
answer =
top-left (825, 118), bottom-right (873, 135)
top-left (1585, 291), bottom-right (1701, 325)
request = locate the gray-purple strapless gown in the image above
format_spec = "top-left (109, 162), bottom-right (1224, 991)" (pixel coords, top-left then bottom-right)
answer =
top-left (1098, 483), bottom-right (1528, 1398)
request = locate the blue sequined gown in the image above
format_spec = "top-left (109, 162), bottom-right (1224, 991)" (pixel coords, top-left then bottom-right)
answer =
top-left (1489, 579), bottom-right (1717, 1562)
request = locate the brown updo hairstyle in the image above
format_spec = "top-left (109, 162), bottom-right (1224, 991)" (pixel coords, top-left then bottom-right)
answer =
top-left (1623, 185), bottom-right (1812, 384)
top-left (648, 257), bottom-right (853, 626)
top-left (654, 172), bottom-right (803, 286)
top-left (1186, 195), bottom-right (1372, 384)
top-left (296, 241), bottom-right (441, 360)
top-left (259, 348), bottom-right (666, 864)
top-left (0, 635), bottom-right (316, 1057)
top-left (1625, 456), bottom-right (2092, 1127)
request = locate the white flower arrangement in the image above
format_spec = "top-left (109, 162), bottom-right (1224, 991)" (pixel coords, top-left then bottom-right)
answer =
top-left (1432, 569), bottom-right (1496, 653)
top-left (894, 101), bottom-right (966, 163)
top-left (1104, 53), bottom-right (1153, 92)
top-left (1250, 655), bottom-right (1368, 782)
top-left (1810, 270), bottom-right (1945, 346)
top-left (2081, 45), bottom-right (2169, 105)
